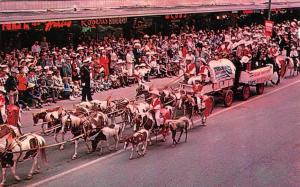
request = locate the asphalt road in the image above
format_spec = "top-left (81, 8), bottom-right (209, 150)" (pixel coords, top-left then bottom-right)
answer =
top-left (3, 74), bottom-right (299, 187)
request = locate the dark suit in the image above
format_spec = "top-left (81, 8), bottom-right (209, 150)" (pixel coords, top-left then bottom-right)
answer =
top-left (133, 48), bottom-right (142, 65)
top-left (80, 65), bottom-right (93, 101)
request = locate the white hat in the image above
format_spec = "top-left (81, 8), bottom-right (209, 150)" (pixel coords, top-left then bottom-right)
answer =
top-left (11, 68), bottom-right (19, 73)
top-left (46, 71), bottom-right (53, 75)
top-left (83, 59), bottom-right (90, 63)
top-left (144, 35), bottom-right (150, 38)
top-left (77, 46), bottom-right (84, 51)
top-left (134, 43), bottom-right (141, 48)
top-left (99, 47), bottom-right (104, 50)
top-left (149, 89), bottom-right (160, 96)
top-left (240, 56), bottom-right (250, 64)
top-left (185, 56), bottom-right (192, 61)
top-left (199, 58), bottom-right (206, 64)
top-left (0, 86), bottom-right (6, 93)
top-left (62, 47), bottom-right (67, 50)
top-left (106, 47), bottom-right (112, 51)
top-left (35, 66), bottom-right (42, 71)
top-left (117, 59), bottom-right (125, 64)
top-left (26, 55), bottom-right (34, 59)
top-left (27, 83), bottom-right (35, 89)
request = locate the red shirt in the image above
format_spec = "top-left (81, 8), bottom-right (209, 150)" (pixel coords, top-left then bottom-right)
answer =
top-left (0, 94), bottom-right (5, 107)
top-left (17, 74), bottom-right (27, 91)
top-left (151, 98), bottom-right (161, 110)
top-left (186, 63), bottom-right (196, 75)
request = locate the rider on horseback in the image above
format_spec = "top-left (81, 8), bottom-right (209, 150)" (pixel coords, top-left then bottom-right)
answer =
top-left (149, 89), bottom-right (162, 128)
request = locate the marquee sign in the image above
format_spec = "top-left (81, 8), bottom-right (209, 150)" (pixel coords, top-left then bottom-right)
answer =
top-left (1, 21), bottom-right (72, 31)
top-left (80, 17), bottom-right (127, 28)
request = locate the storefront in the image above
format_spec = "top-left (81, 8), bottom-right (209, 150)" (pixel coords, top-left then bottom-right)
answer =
top-left (0, 7), bottom-right (299, 51)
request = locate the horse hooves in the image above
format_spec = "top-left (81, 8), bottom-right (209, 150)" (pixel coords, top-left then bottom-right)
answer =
top-left (129, 157), bottom-right (133, 160)
top-left (33, 170), bottom-right (40, 175)
top-left (59, 147), bottom-right (64, 150)
top-left (72, 155), bottom-right (77, 160)
top-left (15, 176), bottom-right (21, 182)
top-left (26, 175), bottom-right (33, 180)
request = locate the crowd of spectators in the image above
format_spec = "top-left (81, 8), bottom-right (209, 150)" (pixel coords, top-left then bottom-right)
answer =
top-left (0, 19), bottom-right (299, 110)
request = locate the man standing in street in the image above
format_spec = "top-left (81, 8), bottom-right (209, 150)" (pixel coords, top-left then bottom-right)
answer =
top-left (80, 59), bottom-right (93, 102)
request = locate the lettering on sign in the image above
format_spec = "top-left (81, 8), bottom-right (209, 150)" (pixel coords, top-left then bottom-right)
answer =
top-left (80, 17), bottom-right (127, 28)
top-left (165, 14), bottom-right (187, 20)
top-left (213, 65), bottom-right (233, 81)
top-left (44, 21), bottom-right (72, 31)
top-left (1, 21), bottom-right (72, 31)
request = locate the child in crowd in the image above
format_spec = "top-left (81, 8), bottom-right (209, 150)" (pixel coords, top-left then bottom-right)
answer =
top-left (63, 77), bottom-right (75, 101)
top-left (72, 81), bottom-right (81, 97)
top-left (102, 76), bottom-right (112, 90)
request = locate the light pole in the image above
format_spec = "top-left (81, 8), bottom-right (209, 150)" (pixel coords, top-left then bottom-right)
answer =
top-left (267, 0), bottom-right (272, 20)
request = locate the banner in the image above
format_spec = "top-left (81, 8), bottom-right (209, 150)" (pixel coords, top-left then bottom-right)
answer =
top-left (265, 20), bottom-right (274, 37)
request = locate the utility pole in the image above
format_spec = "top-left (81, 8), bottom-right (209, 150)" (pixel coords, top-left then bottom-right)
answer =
top-left (267, 0), bottom-right (272, 20)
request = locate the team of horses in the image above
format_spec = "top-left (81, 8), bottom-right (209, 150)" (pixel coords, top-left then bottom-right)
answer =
top-left (0, 82), bottom-right (212, 185)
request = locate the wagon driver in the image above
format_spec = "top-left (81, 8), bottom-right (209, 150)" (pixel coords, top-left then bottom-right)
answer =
top-left (149, 89), bottom-right (162, 128)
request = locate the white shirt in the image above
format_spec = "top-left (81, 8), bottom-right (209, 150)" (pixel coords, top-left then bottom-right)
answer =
top-left (126, 52), bottom-right (134, 64)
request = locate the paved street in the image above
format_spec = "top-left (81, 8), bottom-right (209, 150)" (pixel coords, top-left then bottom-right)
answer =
top-left (3, 75), bottom-right (299, 187)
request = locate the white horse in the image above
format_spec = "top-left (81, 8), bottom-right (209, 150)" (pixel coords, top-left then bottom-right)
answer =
top-left (165, 116), bottom-right (193, 145)
top-left (124, 129), bottom-right (150, 160)
top-left (0, 133), bottom-right (47, 185)
top-left (61, 112), bottom-right (108, 159)
top-left (286, 57), bottom-right (300, 77)
top-left (32, 107), bottom-right (66, 133)
top-left (91, 124), bottom-right (123, 154)
top-left (124, 102), bottom-right (150, 128)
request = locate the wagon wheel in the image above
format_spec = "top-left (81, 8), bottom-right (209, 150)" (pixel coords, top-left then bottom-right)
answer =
top-left (241, 85), bottom-right (250, 101)
top-left (271, 71), bottom-right (280, 85)
top-left (256, 84), bottom-right (264, 95)
top-left (223, 90), bottom-right (233, 107)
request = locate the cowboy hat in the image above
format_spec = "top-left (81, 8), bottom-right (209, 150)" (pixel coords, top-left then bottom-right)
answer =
top-left (11, 68), bottom-right (19, 73)
top-left (35, 66), bottom-right (42, 71)
top-left (199, 58), bottom-right (207, 64)
top-left (134, 43), bottom-right (141, 48)
top-left (77, 46), bottom-right (84, 51)
top-left (0, 86), bottom-right (6, 93)
top-left (83, 59), bottom-right (90, 63)
top-left (240, 56), bottom-right (250, 64)
top-left (0, 65), bottom-right (8, 68)
top-left (149, 89), bottom-right (160, 96)
top-left (117, 59), bottom-right (125, 64)
top-left (27, 83), bottom-right (35, 89)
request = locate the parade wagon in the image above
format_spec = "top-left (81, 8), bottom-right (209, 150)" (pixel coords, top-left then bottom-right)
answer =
top-left (178, 58), bottom-right (276, 107)
top-left (179, 59), bottom-right (236, 107)
top-left (238, 64), bottom-right (274, 100)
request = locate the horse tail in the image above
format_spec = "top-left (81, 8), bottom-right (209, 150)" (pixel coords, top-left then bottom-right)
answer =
top-left (181, 116), bottom-right (193, 129)
top-left (118, 125), bottom-right (122, 136)
top-left (39, 138), bottom-right (48, 164)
